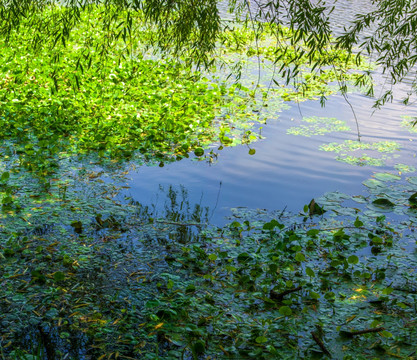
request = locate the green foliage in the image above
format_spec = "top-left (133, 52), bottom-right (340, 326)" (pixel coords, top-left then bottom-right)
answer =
top-left (0, 7), bottom-right (286, 167)
top-left (0, 0), bottom-right (415, 105)
top-left (0, 1), bottom-right (416, 359)
top-left (218, 22), bottom-right (372, 102)
top-left (0, 8), bottom-right (223, 161)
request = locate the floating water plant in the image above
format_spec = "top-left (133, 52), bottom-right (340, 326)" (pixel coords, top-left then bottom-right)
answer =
top-left (401, 115), bottom-right (417, 133)
top-left (287, 116), bottom-right (351, 137)
top-left (1, 136), bottom-right (416, 359)
top-left (394, 163), bottom-right (417, 173)
top-left (320, 140), bottom-right (401, 166)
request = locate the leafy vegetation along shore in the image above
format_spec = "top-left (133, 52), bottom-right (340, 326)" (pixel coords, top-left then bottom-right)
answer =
top-left (1, 6), bottom-right (416, 360)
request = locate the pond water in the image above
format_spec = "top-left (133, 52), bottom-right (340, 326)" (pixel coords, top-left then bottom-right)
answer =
top-left (124, 0), bottom-right (417, 226)
top-left (125, 92), bottom-right (416, 225)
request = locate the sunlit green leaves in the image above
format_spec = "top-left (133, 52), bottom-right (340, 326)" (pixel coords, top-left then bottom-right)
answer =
top-left (0, 10), bottom-right (271, 165)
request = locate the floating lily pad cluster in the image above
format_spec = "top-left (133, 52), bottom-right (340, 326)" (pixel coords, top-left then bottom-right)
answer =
top-left (320, 140), bottom-right (401, 166)
top-left (395, 163), bottom-right (417, 173)
top-left (286, 113), bottom-right (404, 167)
top-left (287, 116), bottom-right (351, 137)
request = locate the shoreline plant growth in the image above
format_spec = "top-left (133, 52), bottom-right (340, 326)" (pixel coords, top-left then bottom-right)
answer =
top-left (0, 5), bottom-right (371, 166)
top-left (1, 3), bottom-right (416, 360)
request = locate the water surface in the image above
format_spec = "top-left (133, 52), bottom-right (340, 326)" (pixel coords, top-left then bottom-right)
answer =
top-left (125, 0), bottom-right (417, 225)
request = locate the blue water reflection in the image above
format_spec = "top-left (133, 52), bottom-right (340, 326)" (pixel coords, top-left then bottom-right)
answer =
top-left (126, 91), bottom-right (417, 225)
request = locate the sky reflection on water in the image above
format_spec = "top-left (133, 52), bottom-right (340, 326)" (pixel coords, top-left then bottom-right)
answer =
top-left (126, 90), bottom-right (417, 225)
top-left (124, 0), bottom-right (417, 225)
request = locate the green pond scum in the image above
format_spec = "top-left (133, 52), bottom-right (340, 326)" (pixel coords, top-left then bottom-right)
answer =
top-left (0, 4), bottom-right (416, 360)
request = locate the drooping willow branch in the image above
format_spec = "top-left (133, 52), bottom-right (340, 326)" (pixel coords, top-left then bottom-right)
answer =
top-left (1, 0), bottom-right (416, 106)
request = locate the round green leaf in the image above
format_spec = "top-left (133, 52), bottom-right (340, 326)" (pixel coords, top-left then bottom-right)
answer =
top-left (372, 198), bottom-right (395, 209)
top-left (194, 147), bottom-right (204, 157)
top-left (306, 267), bottom-right (315, 278)
top-left (279, 306), bottom-right (292, 316)
top-left (347, 255), bottom-right (359, 265)
top-left (373, 172), bottom-right (401, 182)
top-left (237, 252), bottom-right (252, 263)
top-left (255, 336), bottom-right (268, 344)
top-left (53, 271), bottom-right (65, 282)
top-left (295, 252), bottom-right (305, 262)
top-left (1, 172), bottom-right (10, 182)
top-left (354, 217), bottom-right (364, 228)
top-left (310, 291), bottom-right (320, 300)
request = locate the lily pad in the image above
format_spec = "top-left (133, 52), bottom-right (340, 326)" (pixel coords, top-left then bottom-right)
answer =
top-left (394, 163), bottom-right (416, 173)
top-left (320, 140), bottom-right (401, 167)
top-left (373, 172), bottom-right (401, 182)
top-left (371, 198), bottom-right (395, 209)
top-left (406, 177), bottom-right (417, 186)
top-left (409, 192), bottom-right (417, 208)
top-left (351, 195), bottom-right (367, 204)
top-left (363, 179), bottom-right (384, 189)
